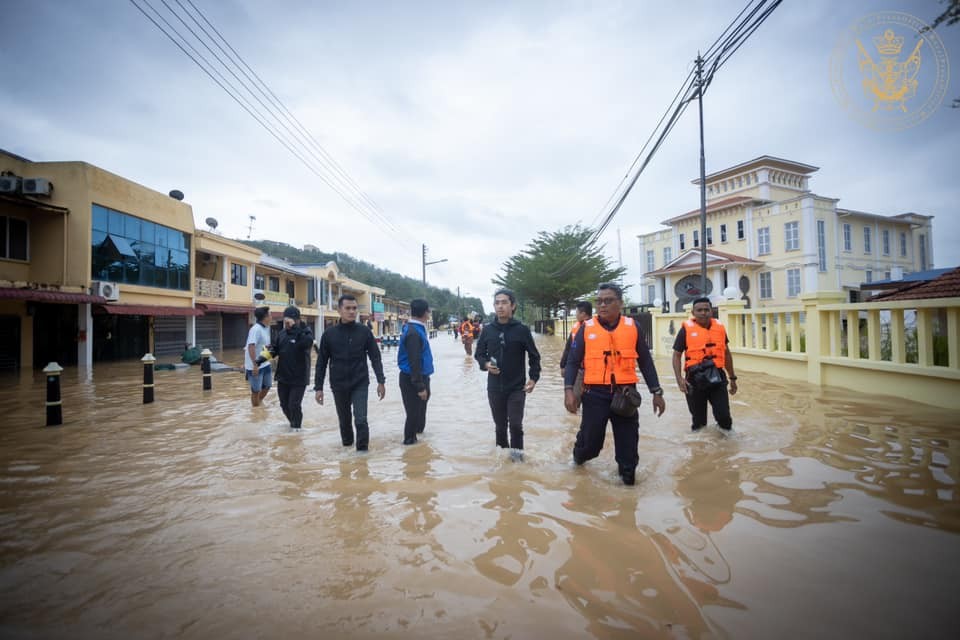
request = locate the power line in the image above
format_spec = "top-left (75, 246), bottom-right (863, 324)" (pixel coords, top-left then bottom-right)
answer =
top-left (552, 0), bottom-right (782, 280)
top-left (129, 0), bottom-right (418, 249)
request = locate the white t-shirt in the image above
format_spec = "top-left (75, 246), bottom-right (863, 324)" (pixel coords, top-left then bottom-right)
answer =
top-left (244, 322), bottom-right (272, 370)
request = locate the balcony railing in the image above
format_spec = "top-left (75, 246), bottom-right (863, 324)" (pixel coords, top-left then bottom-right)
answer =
top-left (195, 278), bottom-right (225, 299)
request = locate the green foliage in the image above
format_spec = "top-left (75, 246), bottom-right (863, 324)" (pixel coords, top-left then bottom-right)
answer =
top-left (491, 225), bottom-right (627, 318)
top-left (239, 239), bottom-right (484, 326)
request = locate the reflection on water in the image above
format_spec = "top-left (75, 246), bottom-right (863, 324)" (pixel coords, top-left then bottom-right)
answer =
top-left (1, 334), bottom-right (958, 638)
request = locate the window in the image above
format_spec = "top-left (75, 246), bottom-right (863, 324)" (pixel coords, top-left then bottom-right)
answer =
top-left (863, 226), bottom-right (872, 254)
top-left (842, 223), bottom-right (851, 251)
top-left (307, 279), bottom-right (316, 305)
top-left (230, 263), bottom-right (247, 286)
top-left (785, 221), bottom-right (799, 251)
top-left (254, 273), bottom-right (265, 289)
top-left (646, 250), bottom-right (655, 273)
top-left (679, 233), bottom-right (685, 250)
top-left (919, 233), bottom-right (927, 270)
top-left (0, 215), bottom-right (29, 260)
top-left (758, 227), bottom-right (771, 255)
top-left (706, 227), bottom-right (713, 245)
top-left (882, 229), bottom-right (890, 255)
top-left (90, 204), bottom-right (191, 290)
top-left (759, 272), bottom-right (773, 299)
top-left (286, 280), bottom-right (295, 299)
top-left (720, 224), bottom-right (727, 243)
top-left (884, 271), bottom-right (891, 280)
top-left (817, 220), bottom-right (827, 272)
top-left (647, 285), bottom-right (656, 304)
top-left (268, 276), bottom-right (280, 292)
top-left (787, 268), bottom-right (801, 297)
top-left (899, 232), bottom-right (907, 257)
top-left (693, 230), bottom-right (700, 248)
top-left (865, 270), bottom-right (873, 283)
top-left (737, 220), bottom-right (744, 240)
top-left (663, 246), bottom-right (672, 265)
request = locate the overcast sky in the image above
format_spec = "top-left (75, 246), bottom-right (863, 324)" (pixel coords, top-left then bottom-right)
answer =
top-left (2, 0), bottom-right (958, 305)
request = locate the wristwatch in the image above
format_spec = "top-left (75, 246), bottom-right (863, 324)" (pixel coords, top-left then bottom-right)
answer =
top-left (729, 375), bottom-right (738, 380)
top-left (651, 387), bottom-right (664, 396)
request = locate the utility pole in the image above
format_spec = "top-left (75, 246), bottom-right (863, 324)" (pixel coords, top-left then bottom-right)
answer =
top-left (422, 243), bottom-right (448, 284)
top-left (696, 53), bottom-right (708, 297)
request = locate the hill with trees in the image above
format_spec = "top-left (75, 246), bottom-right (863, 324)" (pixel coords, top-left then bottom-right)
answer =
top-left (239, 239), bottom-right (485, 326)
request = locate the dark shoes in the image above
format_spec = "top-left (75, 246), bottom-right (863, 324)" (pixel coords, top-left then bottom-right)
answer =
top-left (691, 424), bottom-right (705, 432)
top-left (356, 445), bottom-right (368, 452)
top-left (403, 437), bottom-right (417, 445)
top-left (618, 464), bottom-right (636, 486)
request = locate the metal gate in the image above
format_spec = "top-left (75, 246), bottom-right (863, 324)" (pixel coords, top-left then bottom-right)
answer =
top-left (153, 316), bottom-right (187, 357)
top-left (196, 315), bottom-right (221, 352)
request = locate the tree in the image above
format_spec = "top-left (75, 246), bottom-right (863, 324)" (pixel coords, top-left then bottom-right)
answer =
top-left (492, 225), bottom-right (627, 320)
top-left (926, 0), bottom-right (960, 108)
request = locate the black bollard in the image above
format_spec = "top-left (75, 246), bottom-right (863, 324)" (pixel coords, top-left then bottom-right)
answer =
top-left (201, 348), bottom-right (212, 391)
top-left (43, 362), bottom-right (63, 426)
top-left (142, 353), bottom-right (156, 404)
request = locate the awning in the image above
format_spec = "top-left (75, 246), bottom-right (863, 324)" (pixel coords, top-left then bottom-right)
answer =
top-left (94, 304), bottom-right (203, 316)
top-left (196, 302), bottom-right (254, 314)
top-left (0, 288), bottom-right (106, 304)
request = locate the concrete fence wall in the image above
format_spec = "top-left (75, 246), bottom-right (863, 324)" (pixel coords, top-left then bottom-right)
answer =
top-left (649, 293), bottom-right (960, 410)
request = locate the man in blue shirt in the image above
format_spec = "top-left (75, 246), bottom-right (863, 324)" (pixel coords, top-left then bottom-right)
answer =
top-left (397, 298), bottom-right (434, 444)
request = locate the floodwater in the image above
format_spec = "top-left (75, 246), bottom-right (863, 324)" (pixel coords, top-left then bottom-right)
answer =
top-left (1, 333), bottom-right (958, 639)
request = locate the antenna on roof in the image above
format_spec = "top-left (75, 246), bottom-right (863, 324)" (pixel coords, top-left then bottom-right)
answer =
top-left (247, 215), bottom-right (256, 240)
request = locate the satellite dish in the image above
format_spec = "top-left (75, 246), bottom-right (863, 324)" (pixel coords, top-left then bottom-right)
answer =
top-left (205, 217), bottom-right (219, 230)
top-left (168, 189), bottom-right (184, 201)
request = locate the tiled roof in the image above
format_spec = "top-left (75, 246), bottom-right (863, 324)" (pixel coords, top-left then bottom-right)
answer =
top-left (662, 196), bottom-right (756, 224)
top-left (870, 267), bottom-right (960, 301)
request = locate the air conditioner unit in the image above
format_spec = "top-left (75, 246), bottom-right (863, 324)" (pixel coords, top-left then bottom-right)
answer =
top-left (94, 281), bottom-right (120, 301)
top-left (22, 177), bottom-right (53, 196)
top-left (0, 175), bottom-right (21, 193)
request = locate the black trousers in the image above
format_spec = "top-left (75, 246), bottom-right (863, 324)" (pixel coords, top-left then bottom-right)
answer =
top-left (277, 383), bottom-right (306, 429)
top-left (573, 388), bottom-right (640, 471)
top-left (488, 389), bottom-right (526, 449)
top-left (684, 381), bottom-right (732, 429)
top-left (332, 385), bottom-right (370, 449)
top-left (399, 372), bottom-right (430, 442)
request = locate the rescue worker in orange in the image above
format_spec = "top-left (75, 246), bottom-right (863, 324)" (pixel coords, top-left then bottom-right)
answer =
top-left (672, 297), bottom-right (738, 432)
top-left (460, 316), bottom-right (475, 355)
top-left (563, 283), bottom-right (666, 485)
top-left (559, 300), bottom-right (593, 375)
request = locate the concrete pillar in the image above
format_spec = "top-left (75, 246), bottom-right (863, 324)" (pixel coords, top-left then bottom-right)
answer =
top-left (801, 291), bottom-right (846, 385)
top-left (77, 303), bottom-right (93, 370)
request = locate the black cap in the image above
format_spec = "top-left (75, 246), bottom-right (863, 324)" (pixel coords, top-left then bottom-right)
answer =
top-left (283, 305), bottom-right (301, 320)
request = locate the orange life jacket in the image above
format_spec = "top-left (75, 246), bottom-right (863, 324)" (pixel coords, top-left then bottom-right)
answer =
top-left (460, 321), bottom-right (473, 338)
top-left (569, 320), bottom-right (582, 339)
top-left (683, 318), bottom-right (727, 370)
top-left (582, 315), bottom-right (639, 385)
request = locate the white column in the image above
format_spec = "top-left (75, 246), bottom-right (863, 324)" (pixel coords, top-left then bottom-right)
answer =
top-left (77, 303), bottom-right (93, 370)
top-left (188, 316), bottom-right (197, 348)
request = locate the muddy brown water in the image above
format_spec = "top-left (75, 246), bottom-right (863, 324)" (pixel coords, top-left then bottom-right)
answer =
top-left (1, 333), bottom-right (957, 639)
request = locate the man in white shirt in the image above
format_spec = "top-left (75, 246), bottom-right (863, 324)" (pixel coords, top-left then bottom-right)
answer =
top-left (244, 306), bottom-right (273, 406)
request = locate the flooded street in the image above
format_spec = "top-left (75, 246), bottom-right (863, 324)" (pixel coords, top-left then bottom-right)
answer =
top-left (1, 333), bottom-right (958, 639)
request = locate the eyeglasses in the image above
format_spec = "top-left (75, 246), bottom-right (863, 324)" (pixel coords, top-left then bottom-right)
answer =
top-left (596, 297), bottom-right (619, 306)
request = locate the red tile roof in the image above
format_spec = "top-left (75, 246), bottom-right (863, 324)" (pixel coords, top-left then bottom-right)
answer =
top-left (662, 196), bottom-right (756, 224)
top-left (94, 304), bottom-right (203, 316)
top-left (0, 288), bottom-right (106, 304)
top-left (870, 267), bottom-right (960, 301)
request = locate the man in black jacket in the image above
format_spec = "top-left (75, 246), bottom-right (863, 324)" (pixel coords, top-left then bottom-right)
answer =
top-left (475, 288), bottom-right (541, 460)
top-left (314, 294), bottom-right (387, 451)
top-left (274, 305), bottom-right (314, 431)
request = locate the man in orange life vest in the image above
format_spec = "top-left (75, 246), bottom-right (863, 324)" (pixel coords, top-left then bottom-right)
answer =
top-left (671, 297), bottom-right (738, 432)
top-left (563, 283), bottom-right (666, 485)
top-left (559, 300), bottom-right (593, 374)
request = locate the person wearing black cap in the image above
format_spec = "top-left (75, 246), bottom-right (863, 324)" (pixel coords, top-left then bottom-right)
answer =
top-left (244, 306), bottom-right (273, 407)
top-left (274, 305), bottom-right (314, 430)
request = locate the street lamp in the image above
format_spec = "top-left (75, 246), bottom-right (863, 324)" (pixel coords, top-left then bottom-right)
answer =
top-left (422, 243), bottom-right (448, 284)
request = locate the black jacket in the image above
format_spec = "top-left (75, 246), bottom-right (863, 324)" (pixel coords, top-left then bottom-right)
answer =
top-left (314, 321), bottom-right (386, 392)
top-left (273, 323), bottom-right (314, 386)
top-left (474, 318), bottom-right (541, 393)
